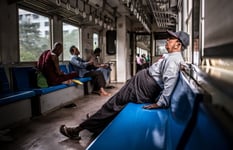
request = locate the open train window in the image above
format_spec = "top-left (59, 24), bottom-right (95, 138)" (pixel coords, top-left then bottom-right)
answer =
top-left (62, 22), bottom-right (80, 61)
top-left (18, 8), bottom-right (51, 62)
top-left (156, 39), bottom-right (167, 56)
top-left (154, 32), bottom-right (170, 56)
top-left (106, 30), bottom-right (116, 55)
top-left (93, 33), bottom-right (99, 50)
top-left (136, 34), bottom-right (151, 59)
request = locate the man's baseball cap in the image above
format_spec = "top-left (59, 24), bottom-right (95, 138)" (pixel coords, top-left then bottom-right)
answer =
top-left (167, 30), bottom-right (190, 49)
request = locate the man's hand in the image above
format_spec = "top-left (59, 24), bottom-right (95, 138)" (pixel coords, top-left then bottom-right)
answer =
top-left (58, 71), bottom-right (65, 75)
top-left (100, 64), bottom-right (108, 68)
top-left (88, 58), bottom-right (94, 65)
top-left (143, 103), bottom-right (161, 109)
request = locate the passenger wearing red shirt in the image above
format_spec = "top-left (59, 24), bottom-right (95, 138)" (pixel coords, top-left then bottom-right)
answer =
top-left (37, 42), bottom-right (77, 86)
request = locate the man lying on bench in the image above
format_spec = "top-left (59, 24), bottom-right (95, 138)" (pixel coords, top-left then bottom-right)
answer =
top-left (59, 30), bottom-right (190, 140)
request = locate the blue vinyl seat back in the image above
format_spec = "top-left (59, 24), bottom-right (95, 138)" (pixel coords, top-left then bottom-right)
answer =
top-left (68, 62), bottom-right (75, 72)
top-left (0, 67), bottom-right (35, 105)
top-left (167, 72), bottom-right (202, 149)
top-left (0, 67), bottom-right (11, 93)
top-left (59, 64), bottom-right (69, 74)
top-left (67, 63), bottom-right (92, 83)
top-left (76, 77), bottom-right (92, 83)
top-left (184, 103), bottom-right (232, 150)
top-left (11, 67), bottom-right (36, 91)
top-left (60, 64), bottom-right (92, 87)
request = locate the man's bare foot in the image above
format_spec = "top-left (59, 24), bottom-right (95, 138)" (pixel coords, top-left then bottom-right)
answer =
top-left (99, 91), bottom-right (111, 96)
top-left (99, 87), bottom-right (111, 96)
top-left (62, 79), bottom-right (72, 85)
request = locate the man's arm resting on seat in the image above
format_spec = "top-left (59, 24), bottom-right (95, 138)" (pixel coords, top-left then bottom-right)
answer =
top-left (143, 103), bottom-right (161, 109)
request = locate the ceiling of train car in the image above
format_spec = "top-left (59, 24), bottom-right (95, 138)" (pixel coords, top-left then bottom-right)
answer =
top-left (15, 0), bottom-right (180, 32)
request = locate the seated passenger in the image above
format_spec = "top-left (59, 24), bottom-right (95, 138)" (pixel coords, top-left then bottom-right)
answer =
top-left (136, 53), bottom-right (142, 72)
top-left (59, 30), bottom-right (190, 140)
top-left (86, 48), bottom-right (111, 83)
top-left (37, 42), bottom-right (77, 86)
top-left (140, 53), bottom-right (149, 69)
top-left (69, 45), bottom-right (110, 96)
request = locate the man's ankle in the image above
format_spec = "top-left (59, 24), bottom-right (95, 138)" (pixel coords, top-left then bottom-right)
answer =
top-left (74, 126), bottom-right (83, 133)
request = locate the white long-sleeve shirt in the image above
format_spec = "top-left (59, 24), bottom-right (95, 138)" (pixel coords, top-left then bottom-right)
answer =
top-left (148, 52), bottom-right (184, 107)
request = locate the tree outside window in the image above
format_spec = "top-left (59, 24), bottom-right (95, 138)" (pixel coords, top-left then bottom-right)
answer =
top-left (18, 8), bottom-right (50, 62)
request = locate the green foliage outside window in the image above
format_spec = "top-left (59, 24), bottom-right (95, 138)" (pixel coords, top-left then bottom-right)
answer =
top-left (63, 23), bottom-right (80, 61)
top-left (18, 9), bottom-right (50, 62)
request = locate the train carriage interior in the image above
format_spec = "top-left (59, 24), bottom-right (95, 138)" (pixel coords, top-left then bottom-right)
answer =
top-left (0, 0), bottom-right (233, 149)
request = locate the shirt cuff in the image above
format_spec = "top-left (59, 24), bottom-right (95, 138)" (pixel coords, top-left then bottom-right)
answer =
top-left (156, 100), bottom-right (163, 107)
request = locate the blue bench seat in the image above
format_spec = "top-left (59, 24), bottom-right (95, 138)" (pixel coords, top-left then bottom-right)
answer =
top-left (75, 77), bottom-right (92, 83)
top-left (33, 84), bottom-right (67, 95)
top-left (59, 64), bottom-right (92, 83)
top-left (0, 91), bottom-right (35, 105)
top-left (87, 69), bottom-right (232, 150)
top-left (0, 90), bottom-right (35, 129)
top-left (86, 71), bottom-right (202, 150)
top-left (0, 67), bottom-right (35, 129)
top-left (87, 103), bottom-right (169, 150)
top-left (0, 66), bottom-right (35, 105)
top-left (11, 66), bottom-right (92, 115)
top-left (60, 64), bottom-right (93, 94)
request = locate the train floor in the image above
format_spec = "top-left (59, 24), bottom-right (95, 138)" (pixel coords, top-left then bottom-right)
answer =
top-left (0, 83), bottom-right (123, 150)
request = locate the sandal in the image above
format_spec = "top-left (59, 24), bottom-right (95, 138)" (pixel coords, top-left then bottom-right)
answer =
top-left (59, 125), bottom-right (81, 140)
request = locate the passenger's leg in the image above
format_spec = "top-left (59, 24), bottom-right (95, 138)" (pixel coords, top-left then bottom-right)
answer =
top-left (79, 69), bottom-right (161, 133)
top-left (60, 69), bottom-right (161, 138)
top-left (49, 72), bottom-right (78, 86)
top-left (84, 71), bottom-right (110, 96)
top-left (96, 67), bottom-right (110, 83)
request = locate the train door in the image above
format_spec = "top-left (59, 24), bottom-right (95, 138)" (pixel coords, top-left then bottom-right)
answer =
top-left (134, 33), bottom-right (151, 75)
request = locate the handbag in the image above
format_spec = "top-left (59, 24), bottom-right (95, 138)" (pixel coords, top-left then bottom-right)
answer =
top-left (37, 71), bottom-right (48, 88)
